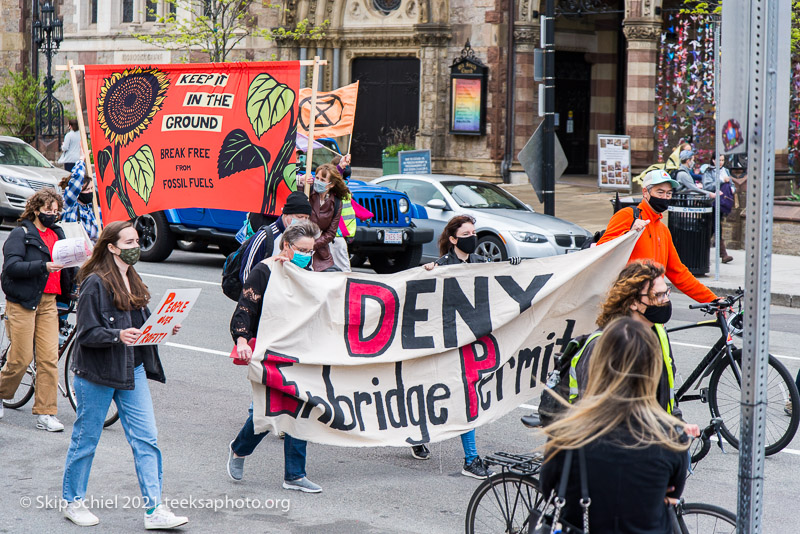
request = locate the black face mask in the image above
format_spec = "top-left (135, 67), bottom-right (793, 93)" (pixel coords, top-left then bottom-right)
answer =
top-left (78, 191), bottom-right (94, 204)
top-left (642, 300), bottom-right (672, 324)
top-left (648, 196), bottom-right (671, 213)
top-left (37, 213), bottom-right (58, 228)
top-left (456, 235), bottom-right (477, 254)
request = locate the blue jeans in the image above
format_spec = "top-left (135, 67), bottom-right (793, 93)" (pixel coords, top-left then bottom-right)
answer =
top-left (63, 365), bottom-right (162, 507)
top-left (231, 404), bottom-right (307, 481)
top-left (461, 430), bottom-right (478, 463)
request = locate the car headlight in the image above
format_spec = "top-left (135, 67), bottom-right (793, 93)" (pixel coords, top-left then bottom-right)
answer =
top-left (0, 175), bottom-right (31, 188)
top-left (398, 198), bottom-right (409, 213)
top-left (509, 231), bottom-right (548, 243)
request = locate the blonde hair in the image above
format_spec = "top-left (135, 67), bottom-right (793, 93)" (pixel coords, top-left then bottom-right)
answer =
top-left (542, 317), bottom-right (688, 460)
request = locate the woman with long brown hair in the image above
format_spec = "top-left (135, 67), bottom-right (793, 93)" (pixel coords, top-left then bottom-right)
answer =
top-left (302, 163), bottom-right (348, 271)
top-left (539, 317), bottom-right (690, 533)
top-left (61, 221), bottom-right (188, 529)
top-left (0, 189), bottom-right (72, 430)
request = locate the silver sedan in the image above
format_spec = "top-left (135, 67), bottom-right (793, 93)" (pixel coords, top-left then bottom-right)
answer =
top-left (373, 174), bottom-right (593, 263)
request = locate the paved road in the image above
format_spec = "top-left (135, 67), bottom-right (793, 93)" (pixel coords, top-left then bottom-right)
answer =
top-left (1, 234), bottom-right (798, 533)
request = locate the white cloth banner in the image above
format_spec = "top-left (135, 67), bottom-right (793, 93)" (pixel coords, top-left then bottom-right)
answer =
top-left (249, 232), bottom-right (639, 446)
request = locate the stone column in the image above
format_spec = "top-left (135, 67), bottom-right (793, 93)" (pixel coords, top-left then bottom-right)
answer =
top-left (415, 24), bottom-right (451, 166)
top-left (622, 18), bottom-right (661, 169)
top-left (511, 23), bottom-right (539, 180)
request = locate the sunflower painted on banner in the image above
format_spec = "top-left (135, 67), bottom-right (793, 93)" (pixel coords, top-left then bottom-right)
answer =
top-left (84, 62), bottom-right (300, 223)
top-left (96, 67), bottom-right (169, 218)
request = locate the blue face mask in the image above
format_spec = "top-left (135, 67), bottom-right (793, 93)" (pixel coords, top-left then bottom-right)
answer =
top-left (313, 180), bottom-right (328, 194)
top-left (290, 249), bottom-right (312, 269)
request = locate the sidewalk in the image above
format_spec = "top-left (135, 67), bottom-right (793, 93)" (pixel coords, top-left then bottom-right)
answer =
top-left (502, 175), bottom-right (800, 308)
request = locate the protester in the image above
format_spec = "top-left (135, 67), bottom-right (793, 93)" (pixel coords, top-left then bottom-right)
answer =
top-left (674, 150), bottom-right (715, 198)
top-left (597, 169), bottom-right (719, 304)
top-left (300, 163), bottom-right (346, 271)
top-left (227, 220), bottom-right (324, 493)
top-left (701, 154), bottom-right (735, 263)
top-left (418, 214), bottom-right (520, 478)
top-left (61, 220), bottom-right (188, 529)
top-left (0, 189), bottom-right (72, 428)
top-left (239, 190), bottom-right (312, 283)
top-left (60, 119), bottom-right (82, 172)
top-left (59, 158), bottom-right (101, 244)
top-left (539, 317), bottom-right (691, 533)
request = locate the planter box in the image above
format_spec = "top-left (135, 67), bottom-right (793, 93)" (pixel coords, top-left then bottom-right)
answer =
top-left (723, 198), bottom-right (800, 256)
top-left (382, 154), bottom-right (399, 176)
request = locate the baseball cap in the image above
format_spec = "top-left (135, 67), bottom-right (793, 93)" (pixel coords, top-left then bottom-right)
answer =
top-left (679, 150), bottom-right (694, 162)
top-left (642, 169), bottom-right (679, 190)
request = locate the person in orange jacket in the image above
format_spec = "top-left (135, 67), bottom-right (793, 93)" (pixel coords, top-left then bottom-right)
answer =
top-left (597, 169), bottom-right (718, 303)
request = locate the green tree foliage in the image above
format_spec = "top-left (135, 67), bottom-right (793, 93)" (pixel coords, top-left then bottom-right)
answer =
top-left (135, 0), bottom-right (327, 63)
top-left (0, 70), bottom-right (72, 142)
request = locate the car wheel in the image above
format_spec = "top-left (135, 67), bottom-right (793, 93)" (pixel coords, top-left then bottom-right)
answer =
top-left (349, 252), bottom-right (366, 268)
top-left (369, 245), bottom-right (423, 274)
top-left (135, 212), bottom-right (176, 262)
top-left (177, 240), bottom-right (209, 253)
top-left (476, 235), bottom-right (507, 262)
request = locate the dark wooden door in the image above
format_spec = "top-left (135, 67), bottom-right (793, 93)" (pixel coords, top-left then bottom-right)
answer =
top-left (351, 58), bottom-right (420, 168)
top-left (554, 51), bottom-right (591, 174)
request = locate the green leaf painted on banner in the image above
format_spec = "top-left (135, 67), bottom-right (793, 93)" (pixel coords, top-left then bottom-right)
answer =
top-left (105, 185), bottom-right (117, 209)
top-left (97, 146), bottom-right (112, 179)
top-left (123, 145), bottom-right (156, 204)
top-left (217, 129), bottom-right (271, 179)
top-left (283, 163), bottom-right (296, 191)
top-left (246, 74), bottom-right (295, 139)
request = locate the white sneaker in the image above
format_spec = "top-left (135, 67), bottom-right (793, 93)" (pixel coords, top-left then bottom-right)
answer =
top-left (144, 504), bottom-right (188, 530)
top-left (64, 499), bottom-right (99, 527)
top-left (36, 414), bottom-right (64, 432)
top-left (0, 402), bottom-right (4, 419)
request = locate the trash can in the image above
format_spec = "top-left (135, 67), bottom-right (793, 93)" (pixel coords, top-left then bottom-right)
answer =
top-left (667, 193), bottom-right (714, 276)
top-left (609, 196), bottom-right (642, 213)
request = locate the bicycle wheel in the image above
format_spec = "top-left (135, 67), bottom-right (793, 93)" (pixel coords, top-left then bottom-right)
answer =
top-left (63, 339), bottom-right (120, 428)
top-left (708, 349), bottom-right (800, 455)
top-left (0, 344), bottom-right (35, 409)
top-left (465, 472), bottom-right (545, 534)
top-left (676, 502), bottom-right (737, 533)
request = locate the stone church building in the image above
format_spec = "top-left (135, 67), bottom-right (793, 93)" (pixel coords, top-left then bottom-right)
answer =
top-left (3, 0), bottom-right (672, 181)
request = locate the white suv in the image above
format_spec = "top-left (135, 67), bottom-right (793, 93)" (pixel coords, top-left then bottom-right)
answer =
top-left (0, 136), bottom-right (68, 221)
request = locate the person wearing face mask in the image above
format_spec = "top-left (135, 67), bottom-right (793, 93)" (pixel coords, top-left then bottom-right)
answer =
top-left (0, 189), bottom-right (74, 429)
top-left (417, 215), bottom-right (520, 478)
top-left (61, 221), bottom-right (187, 528)
top-left (596, 169), bottom-right (719, 304)
top-left (227, 220), bottom-right (325, 494)
top-left (299, 163), bottom-right (346, 271)
top-left (674, 150), bottom-right (716, 198)
top-left (239, 191), bottom-right (313, 284)
top-left (59, 157), bottom-right (101, 244)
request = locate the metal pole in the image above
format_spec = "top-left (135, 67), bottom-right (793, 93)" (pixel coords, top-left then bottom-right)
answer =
top-left (714, 17), bottom-right (721, 281)
top-left (737, 0), bottom-right (779, 529)
top-left (542, 0), bottom-right (555, 216)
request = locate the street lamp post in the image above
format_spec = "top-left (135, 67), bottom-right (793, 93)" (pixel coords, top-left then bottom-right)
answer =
top-left (34, 1), bottom-right (64, 144)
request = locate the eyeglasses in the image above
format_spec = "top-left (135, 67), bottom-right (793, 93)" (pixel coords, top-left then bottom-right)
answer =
top-left (39, 209), bottom-right (59, 215)
top-left (291, 245), bottom-right (315, 255)
top-left (640, 287), bottom-right (671, 302)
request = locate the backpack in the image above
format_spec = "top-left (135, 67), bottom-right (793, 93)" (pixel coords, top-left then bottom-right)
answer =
top-left (580, 206), bottom-right (640, 250)
top-left (538, 332), bottom-right (601, 426)
top-left (221, 225), bottom-right (274, 301)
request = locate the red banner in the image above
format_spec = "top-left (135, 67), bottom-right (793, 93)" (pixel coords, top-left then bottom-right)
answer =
top-left (84, 62), bottom-right (300, 223)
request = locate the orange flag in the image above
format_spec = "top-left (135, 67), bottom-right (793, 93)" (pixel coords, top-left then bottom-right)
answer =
top-left (298, 81), bottom-right (359, 139)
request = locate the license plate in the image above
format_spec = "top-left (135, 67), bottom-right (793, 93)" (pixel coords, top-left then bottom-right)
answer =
top-left (383, 230), bottom-right (403, 244)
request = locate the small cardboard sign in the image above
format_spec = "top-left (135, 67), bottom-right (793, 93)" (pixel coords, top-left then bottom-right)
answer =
top-left (131, 288), bottom-right (201, 346)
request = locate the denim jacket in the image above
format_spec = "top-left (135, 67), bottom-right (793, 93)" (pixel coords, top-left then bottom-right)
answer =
top-left (71, 273), bottom-right (165, 389)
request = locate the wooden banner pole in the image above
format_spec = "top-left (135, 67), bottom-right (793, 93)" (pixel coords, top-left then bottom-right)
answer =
top-left (66, 60), bottom-right (102, 228)
top-left (303, 56), bottom-right (321, 197)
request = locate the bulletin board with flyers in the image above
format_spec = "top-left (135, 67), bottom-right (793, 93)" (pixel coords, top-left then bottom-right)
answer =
top-left (597, 134), bottom-right (632, 191)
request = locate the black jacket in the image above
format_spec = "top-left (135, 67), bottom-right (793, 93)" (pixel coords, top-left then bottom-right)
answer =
top-left (434, 249), bottom-right (488, 266)
top-left (71, 274), bottom-right (165, 389)
top-left (540, 427), bottom-right (688, 534)
top-left (1, 219), bottom-right (75, 309)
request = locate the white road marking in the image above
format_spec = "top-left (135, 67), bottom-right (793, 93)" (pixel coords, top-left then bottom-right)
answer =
top-left (671, 341), bottom-right (796, 362)
top-left (139, 272), bottom-right (219, 286)
top-left (165, 342), bottom-right (229, 356)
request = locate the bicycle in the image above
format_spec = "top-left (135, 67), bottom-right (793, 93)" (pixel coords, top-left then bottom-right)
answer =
top-left (668, 289), bottom-right (800, 455)
top-left (0, 299), bottom-right (119, 427)
top-left (464, 421), bottom-right (737, 534)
